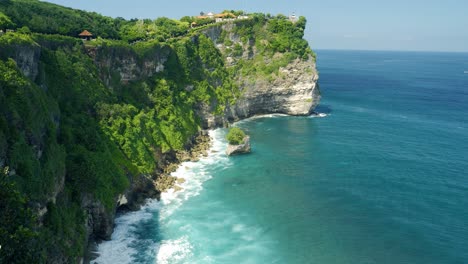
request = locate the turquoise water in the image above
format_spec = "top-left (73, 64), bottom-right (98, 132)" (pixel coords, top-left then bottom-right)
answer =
top-left (93, 50), bottom-right (468, 264)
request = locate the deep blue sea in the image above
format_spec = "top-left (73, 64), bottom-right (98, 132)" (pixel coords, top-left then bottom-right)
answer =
top-left (93, 50), bottom-right (468, 264)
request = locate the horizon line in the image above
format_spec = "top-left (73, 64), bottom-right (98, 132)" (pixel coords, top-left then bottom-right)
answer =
top-left (313, 48), bottom-right (468, 54)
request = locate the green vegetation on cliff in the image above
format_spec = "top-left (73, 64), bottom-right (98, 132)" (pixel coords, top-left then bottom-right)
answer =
top-left (223, 14), bottom-right (315, 84)
top-left (0, 0), bottom-right (315, 262)
top-left (0, 165), bottom-right (43, 263)
top-left (226, 127), bottom-right (246, 145)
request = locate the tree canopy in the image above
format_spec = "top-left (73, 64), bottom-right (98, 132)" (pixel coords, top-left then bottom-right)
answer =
top-left (0, 11), bottom-right (15, 30)
top-left (226, 127), bottom-right (246, 145)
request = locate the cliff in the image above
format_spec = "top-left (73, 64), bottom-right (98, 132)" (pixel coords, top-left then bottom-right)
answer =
top-left (196, 22), bottom-right (320, 127)
top-left (0, 3), bottom-right (319, 263)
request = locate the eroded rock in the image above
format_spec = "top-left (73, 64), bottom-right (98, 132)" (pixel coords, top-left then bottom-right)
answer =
top-left (226, 136), bottom-right (251, 156)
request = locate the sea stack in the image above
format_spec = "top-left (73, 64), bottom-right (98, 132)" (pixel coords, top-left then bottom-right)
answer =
top-left (226, 136), bottom-right (251, 156)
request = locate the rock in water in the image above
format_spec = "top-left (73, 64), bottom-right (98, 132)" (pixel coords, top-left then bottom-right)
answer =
top-left (226, 136), bottom-right (251, 156)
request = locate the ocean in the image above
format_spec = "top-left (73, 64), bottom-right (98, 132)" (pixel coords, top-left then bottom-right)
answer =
top-left (92, 50), bottom-right (468, 264)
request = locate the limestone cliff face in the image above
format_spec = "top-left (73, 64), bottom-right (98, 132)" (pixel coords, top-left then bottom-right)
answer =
top-left (4, 44), bottom-right (41, 81)
top-left (227, 58), bottom-right (320, 116)
top-left (198, 24), bottom-right (320, 128)
top-left (89, 45), bottom-right (170, 89)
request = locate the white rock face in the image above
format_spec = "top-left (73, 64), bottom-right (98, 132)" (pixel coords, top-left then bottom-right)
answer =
top-left (226, 136), bottom-right (251, 156)
top-left (242, 58), bottom-right (319, 114)
top-left (235, 58), bottom-right (320, 116)
top-left (198, 57), bottom-right (320, 128)
top-left (117, 194), bottom-right (128, 206)
top-left (10, 45), bottom-right (41, 81)
top-left (197, 24), bottom-right (320, 128)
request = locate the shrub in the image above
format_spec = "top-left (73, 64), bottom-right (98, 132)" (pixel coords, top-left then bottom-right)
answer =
top-left (226, 127), bottom-right (246, 145)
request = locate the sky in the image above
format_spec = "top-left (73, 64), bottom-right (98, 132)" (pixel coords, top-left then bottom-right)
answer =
top-left (43, 0), bottom-right (468, 52)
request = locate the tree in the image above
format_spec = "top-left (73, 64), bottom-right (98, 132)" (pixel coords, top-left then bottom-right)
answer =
top-left (180, 16), bottom-right (192, 24)
top-left (0, 168), bottom-right (45, 263)
top-left (226, 127), bottom-right (246, 145)
top-left (17, 26), bottom-right (31, 34)
top-left (0, 12), bottom-right (15, 31)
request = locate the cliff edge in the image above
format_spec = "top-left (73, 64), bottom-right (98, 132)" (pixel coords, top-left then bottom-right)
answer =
top-left (197, 20), bottom-right (320, 127)
top-left (0, 5), bottom-right (319, 263)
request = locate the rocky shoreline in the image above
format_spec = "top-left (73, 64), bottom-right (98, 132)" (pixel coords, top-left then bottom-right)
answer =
top-left (85, 130), bottom-right (212, 263)
top-left (154, 131), bottom-right (212, 194)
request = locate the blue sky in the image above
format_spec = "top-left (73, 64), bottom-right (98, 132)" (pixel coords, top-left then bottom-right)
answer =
top-left (43, 0), bottom-right (468, 52)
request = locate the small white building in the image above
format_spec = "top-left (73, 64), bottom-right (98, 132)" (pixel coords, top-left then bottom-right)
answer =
top-left (289, 13), bottom-right (298, 23)
top-left (207, 12), bottom-right (215, 19)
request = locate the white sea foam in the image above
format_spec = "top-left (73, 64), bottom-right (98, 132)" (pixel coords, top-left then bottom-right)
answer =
top-left (155, 236), bottom-right (193, 264)
top-left (159, 130), bottom-right (229, 219)
top-left (92, 129), bottom-right (229, 264)
top-left (232, 224), bottom-right (245, 233)
top-left (235, 113), bottom-right (289, 125)
top-left (249, 113), bottom-right (289, 119)
top-left (309, 112), bottom-right (328, 118)
top-left (91, 201), bottom-right (160, 264)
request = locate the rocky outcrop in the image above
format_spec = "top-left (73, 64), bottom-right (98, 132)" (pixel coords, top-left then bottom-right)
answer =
top-left (198, 24), bottom-right (320, 129)
top-left (112, 131), bottom-right (211, 211)
top-left (82, 194), bottom-right (114, 241)
top-left (228, 58), bottom-right (320, 117)
top-left (226, 136), bottom-right (251, 156)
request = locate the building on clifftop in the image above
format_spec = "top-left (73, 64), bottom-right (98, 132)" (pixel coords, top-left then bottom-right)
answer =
top-left (78, 30), bottom-right (93, 41)
top-left (289, 13), bottom-right (298, 23)
top-left (215, 13), bottom-right (236, 23)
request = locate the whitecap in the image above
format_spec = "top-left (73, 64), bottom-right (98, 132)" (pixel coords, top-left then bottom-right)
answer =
top-left (235, 113), bottom-right (289, 124)
top-left (155, 236), bottom-right (193, 264)
top-left (232, 224), bottom-right (245, 233)
top-left (309, 112), bottom-right (328, 118)
top-left (91, 200), bottom-right (161, 264)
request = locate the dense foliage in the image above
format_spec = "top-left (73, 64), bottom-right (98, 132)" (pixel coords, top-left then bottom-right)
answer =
top-left (0, 47), bottom-right (128, 260)
top-left (226, 127), bottom-right (246, 145)
top-left (212, 13), bottom-right (316, 84)
top-left (0, 0), bottom-right (120, 38)
top-left (0, 11), bottom-right (15, 31)
top-left (0, 168), bottom-right (45, 263)
top-left (0, 0), bottom-right (314, 262)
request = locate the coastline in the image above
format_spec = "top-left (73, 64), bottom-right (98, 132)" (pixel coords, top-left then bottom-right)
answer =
top-left (85, 130), bottom-right (212, 263)
top-left (89, 111), bottom-right (328, 263)
top-left (90, 129), bottom-right (227, 263)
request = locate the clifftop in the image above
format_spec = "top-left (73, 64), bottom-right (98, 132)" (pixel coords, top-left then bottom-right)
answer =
top-left (0, 1), bottom-right (319, 262)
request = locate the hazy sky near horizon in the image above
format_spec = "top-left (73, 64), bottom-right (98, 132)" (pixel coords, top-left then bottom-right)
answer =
top-left (43, 0), bottom-right (468, 52)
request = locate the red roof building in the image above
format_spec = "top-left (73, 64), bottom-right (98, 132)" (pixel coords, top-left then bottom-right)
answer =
top-left (78, 30), bottom-right (93, 40)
